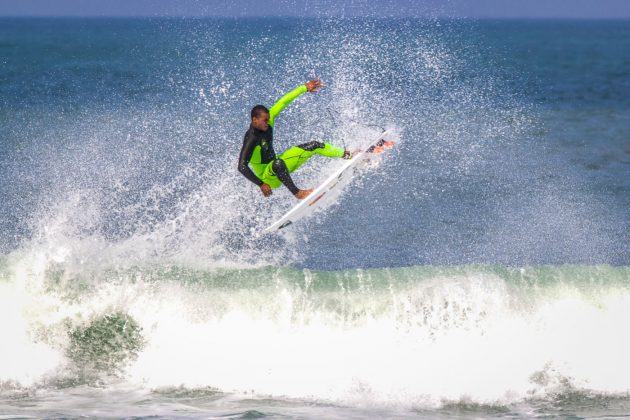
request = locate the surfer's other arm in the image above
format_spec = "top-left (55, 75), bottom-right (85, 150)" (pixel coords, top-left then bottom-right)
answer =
top-left (237, 130), bottom-right (273, 197)
top-left (237, 133), bottom-right (263, 187)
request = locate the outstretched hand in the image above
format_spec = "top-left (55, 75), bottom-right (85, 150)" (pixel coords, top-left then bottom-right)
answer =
top-left (305, 79), bottom-right (324, 92)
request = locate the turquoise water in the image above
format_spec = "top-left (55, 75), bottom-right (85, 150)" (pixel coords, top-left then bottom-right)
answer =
top-left (1, 17), bottom-right (629, 418)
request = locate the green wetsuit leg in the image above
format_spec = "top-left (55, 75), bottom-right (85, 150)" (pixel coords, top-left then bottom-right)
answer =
top-left (261, 142), bottom-right (345, 189)
top-left (280, 142), bottom-right (344, 172)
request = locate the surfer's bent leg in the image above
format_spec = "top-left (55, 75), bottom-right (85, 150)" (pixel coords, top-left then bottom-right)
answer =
top-left (297, 141), bottom-right (344, 158)
top-left (280, 142), bottom-right (345, 173)
top-left (271, 159), bottom-right (299, 195)
top-left (296, 141), bottom-right (326, 152)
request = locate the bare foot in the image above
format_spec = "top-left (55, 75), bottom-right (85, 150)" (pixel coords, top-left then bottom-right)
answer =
top-left (294, 189), bottom-right (313, 200)
top-left (382, 140), bottom-right (396, 149)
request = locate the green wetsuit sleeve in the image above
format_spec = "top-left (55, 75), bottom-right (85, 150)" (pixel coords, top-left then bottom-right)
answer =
top-left (268, 84), bottom-right (308, 128)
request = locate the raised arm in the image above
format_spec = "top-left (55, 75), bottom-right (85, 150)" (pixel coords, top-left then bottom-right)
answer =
top-left (268, 79), bottom-right (324, 127)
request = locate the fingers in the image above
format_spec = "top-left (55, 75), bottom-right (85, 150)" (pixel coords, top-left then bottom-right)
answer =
top-left (306, 79), bottom-right (325, 92)
top-left (261, 184), bottom-right (272, 197)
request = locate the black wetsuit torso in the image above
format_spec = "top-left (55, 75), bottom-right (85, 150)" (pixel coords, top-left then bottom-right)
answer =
top-left (237, 124), bottom-right (275, 187)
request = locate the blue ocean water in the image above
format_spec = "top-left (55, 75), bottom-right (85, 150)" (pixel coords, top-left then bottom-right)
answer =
top-left (0, 17), bottom-right (629, 418)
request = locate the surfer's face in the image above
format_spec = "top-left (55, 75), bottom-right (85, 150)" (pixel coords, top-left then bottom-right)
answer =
top-left (252, 112), bottom-right (270, 131)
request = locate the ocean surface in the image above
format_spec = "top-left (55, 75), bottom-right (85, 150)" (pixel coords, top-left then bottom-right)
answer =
top-left (1, 17), bottom-right (629, 419)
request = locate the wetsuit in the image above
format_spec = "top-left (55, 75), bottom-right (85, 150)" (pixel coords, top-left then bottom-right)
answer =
top-left (238, 84), bottom-right (345, 195)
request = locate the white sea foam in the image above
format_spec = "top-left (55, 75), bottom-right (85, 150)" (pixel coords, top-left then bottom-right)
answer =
top-left (122, 269), bottom-right (630, 407)
top-left (4, 248), bottom-right (628, 409)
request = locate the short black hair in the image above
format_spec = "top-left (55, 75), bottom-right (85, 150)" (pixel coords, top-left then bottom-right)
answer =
top-left (251, 105), bottom-right (269, 119)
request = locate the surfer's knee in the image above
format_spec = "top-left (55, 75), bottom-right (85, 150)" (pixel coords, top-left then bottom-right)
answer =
top-left (272, 158), bottom-right (292, 181)
top-left (272, 158), bottom-right (289, 174)
top-left (297, 141), bottom-right (325, 152)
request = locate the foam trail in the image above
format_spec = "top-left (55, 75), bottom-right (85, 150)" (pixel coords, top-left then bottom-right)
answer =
top-left (5, 264), bottom-right (616, 407)
top-left (2, 240), bottom-right (630, 408)
top-left (119, 267), bottom-right (630, 406)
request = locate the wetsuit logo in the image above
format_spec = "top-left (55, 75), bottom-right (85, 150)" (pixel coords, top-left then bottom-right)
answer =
top-left (261, 139), bottom-right (268, 148)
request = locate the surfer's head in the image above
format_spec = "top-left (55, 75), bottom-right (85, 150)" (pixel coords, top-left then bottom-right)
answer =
top-left (251, 105), bottom-right (270, 131)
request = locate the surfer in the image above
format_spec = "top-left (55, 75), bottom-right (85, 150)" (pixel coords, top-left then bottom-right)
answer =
top-left (238, 79), bottom-right (352, 200)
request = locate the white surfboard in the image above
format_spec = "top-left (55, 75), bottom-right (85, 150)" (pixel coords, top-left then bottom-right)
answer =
top-left (264, 129), bottom-right (394, 232)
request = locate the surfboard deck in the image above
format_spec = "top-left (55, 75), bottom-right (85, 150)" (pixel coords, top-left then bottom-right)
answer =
top-left (264, 129), bottom-right (394, 233)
